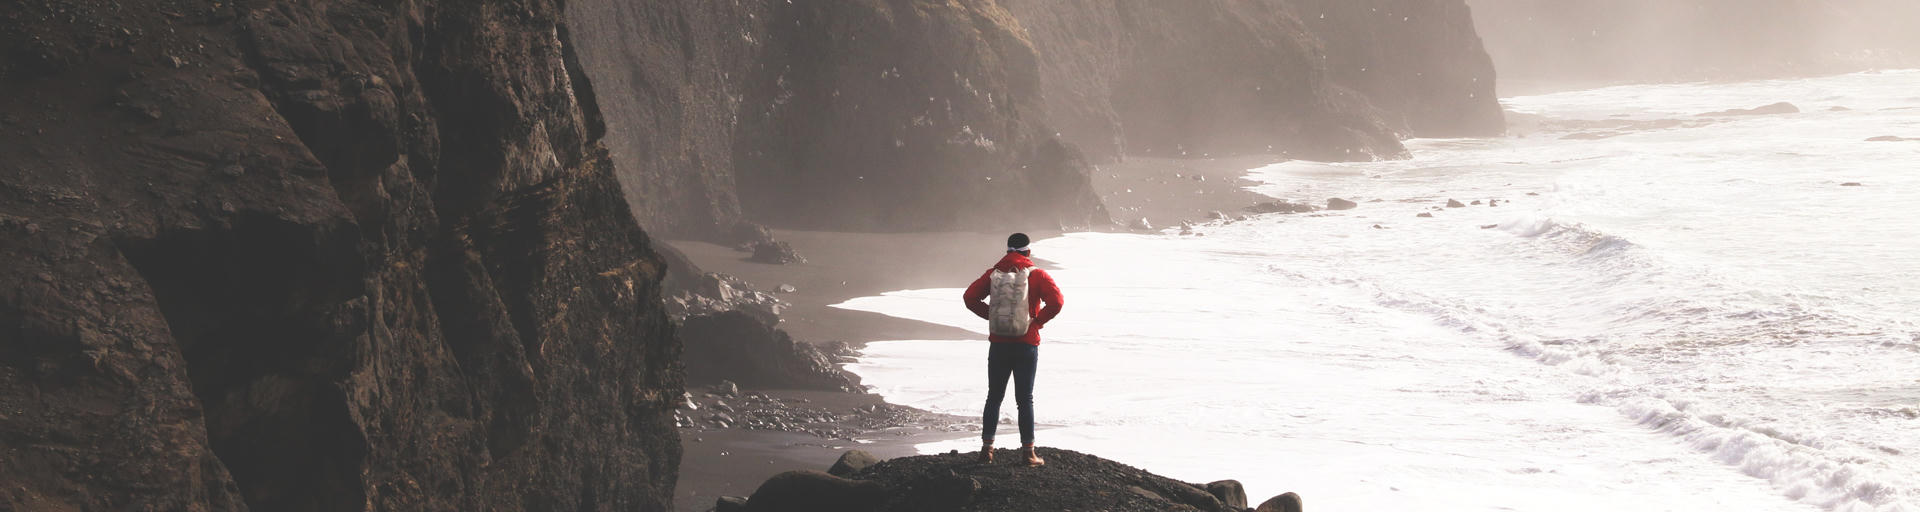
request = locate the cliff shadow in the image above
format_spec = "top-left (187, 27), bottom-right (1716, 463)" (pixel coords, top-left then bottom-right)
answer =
top-left (117, 215), bottom-right (369, 512)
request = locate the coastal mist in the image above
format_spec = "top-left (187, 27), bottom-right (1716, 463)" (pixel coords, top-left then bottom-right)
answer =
top-left (842, 70), bottom-right (1920, 511)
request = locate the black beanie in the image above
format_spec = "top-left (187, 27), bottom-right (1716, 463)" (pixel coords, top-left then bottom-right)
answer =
top-left (1007, 233), bottom-right (1030, 251)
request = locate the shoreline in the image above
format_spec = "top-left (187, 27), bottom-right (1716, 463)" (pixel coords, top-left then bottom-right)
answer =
top-left (664, 154), bottom-right (1287, 510)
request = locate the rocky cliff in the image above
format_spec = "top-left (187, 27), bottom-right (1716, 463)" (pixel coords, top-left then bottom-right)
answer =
top-left (565, 0), bottom-right (1501, 234)
top-left (566, 0), bottom-right (1106, 235)
top-left (0, 0), bottom-right (681, 510)
top-left (1006, 0), bottom-right (1503, 163)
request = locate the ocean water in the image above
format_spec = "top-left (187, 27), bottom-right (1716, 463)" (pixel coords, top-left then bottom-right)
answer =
top-left (838, 70), bottom-right (1920, 511)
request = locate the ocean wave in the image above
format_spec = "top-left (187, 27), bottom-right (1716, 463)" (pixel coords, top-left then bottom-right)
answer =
top-left (1620, 397), bottom-right (1915, 511)
top-left (1499, 214), bottom-right (1644, 260)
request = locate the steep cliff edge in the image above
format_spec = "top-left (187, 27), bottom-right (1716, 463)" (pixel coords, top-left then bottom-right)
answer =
top-left (566, 0), bottom-right (1106, 235)
top-left (565, 0), bottom-right (1500, 234)
top-left (0, 0), bottom-right (680, 510)
top-left (1007, 0), bottom-right (1502, 163)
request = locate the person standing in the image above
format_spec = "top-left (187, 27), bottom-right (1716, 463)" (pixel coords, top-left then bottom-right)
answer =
top-left (962, 233), bottom-right (1063, 466)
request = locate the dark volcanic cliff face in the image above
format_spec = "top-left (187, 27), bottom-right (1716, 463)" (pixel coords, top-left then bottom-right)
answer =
top-left (1007, 0), bottom-right (1503, 163)
top-left (732, 0), bottom-right (1106, 231)
top-left (1293, 0), bottom-right (1504, 138)
top-left (567, 0), bottom-right (1106, 234)
top-left (561, 0), bottom-right (764, 238)
top-left (0, 0), bottom-right (680, 510)
top-left (565, 0), bottom-right (1502, 233)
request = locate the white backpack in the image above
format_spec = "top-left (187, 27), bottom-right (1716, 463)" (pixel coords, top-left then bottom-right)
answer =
top-left (988, 267), bottom-right (1034, 336)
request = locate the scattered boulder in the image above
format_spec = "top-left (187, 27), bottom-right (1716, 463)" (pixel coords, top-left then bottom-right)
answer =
top-left (1470, 199), bottom-right (1483, 205)
top-left (1416, 212), bottom-right (1434, 218)
top-left (1206, 480), bottom-right (1249, 509)
top-left (1488, 199), bottom-right (1500, 207)
top-left (730, 222), bottom-right (777, 250)
top-left (1256, 492), bottom-right (1305, 512)
top-left (1326, 198), bottom-right (1357, 210)
top-left (717, 380), bottom-right (740, 398)
top-left (1446, 199), bottom-right (1466, 208)
top-left (1841, 182), bottom-right (1864, 187)
top-left (742, 470), bottom-right (889, 512)
top-left (1698, 102), bottom-right (1799, 117)
top-left (750, 241), bottom-right (807, 265)
top-left (1560, 131), bottom-right (1621, 140)
top-left (716, 496), bottom-right (750, 512)
top-left (664, 268), bottom-right (792, 321)
top-left (1480, 224), bottom-right (1499, 229)
top-left (829, 450), bottom-right (880, 477)
top-left (1245, 200), bottom-right (1319, 214)
top-left (776, 283), bottom-right (797, 293)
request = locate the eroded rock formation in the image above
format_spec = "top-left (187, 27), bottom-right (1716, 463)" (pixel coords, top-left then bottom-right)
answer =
top-left (566, 0), bottom-right (1501, 234)
top-left (0, 0), bottom-right (680, 510)
top-left (1007, 0), bottom-right (1503, 163)
top-left (567, 0), bottom-right (1107, 235)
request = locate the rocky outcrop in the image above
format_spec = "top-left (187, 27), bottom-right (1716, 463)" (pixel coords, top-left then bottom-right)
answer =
top-left (1699, 102), bottom-right (1800, 117)
top-left (1289, 0), bottom-right (1504, 138)
top-left (680, 310), bottom-right (861, 391)
top-left (566, 0), bottom-right (1107, 234)
top-left (1006, 0), bottom-right (1502, 163)
top-left (559, 0), bottom-right (762, 239)
top-left (0, 0), bottom-right (680, 510)
top-left (729, 448), bottom-right (1298, 512)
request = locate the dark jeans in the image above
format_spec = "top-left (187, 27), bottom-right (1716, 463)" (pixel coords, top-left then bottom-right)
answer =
top-left (982, 342), bottom-right (1038, 444)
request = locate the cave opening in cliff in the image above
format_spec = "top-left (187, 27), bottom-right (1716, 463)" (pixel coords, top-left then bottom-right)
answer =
top-left (117, 216), bottom-right (370, 512)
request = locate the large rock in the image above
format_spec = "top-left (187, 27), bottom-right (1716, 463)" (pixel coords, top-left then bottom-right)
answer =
top-left (829, 450), bottom-right (881, 477)
top-left (792, 447), bottom-right (1243, 512)
top-left (742, 470), bottom-right (890, 512)
top-left (1326, 198), bottom-right (1359, 211)
top-left (1246, 201), bottom-right (1322, 214)
top-left (1257, 492), bottom-right (1306, 512)
top-left (679, 310), bottom-right (861, 390)
top-left (1698, 102), bottom-right (1801, 117)
top-left (750, 241), bottom-right (807, 265)
top-left (0, 0), bottom-right (681, 509)
top-left (1206, 480), bottom-right (1250, 509)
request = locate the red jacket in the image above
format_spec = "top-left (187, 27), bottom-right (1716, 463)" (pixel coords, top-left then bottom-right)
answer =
top-left (963, 252), bottom-right (1063, 345)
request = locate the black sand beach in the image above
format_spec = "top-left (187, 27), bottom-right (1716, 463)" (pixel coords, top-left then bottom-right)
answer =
top-left (664, 155), bottom-right (1288, 510)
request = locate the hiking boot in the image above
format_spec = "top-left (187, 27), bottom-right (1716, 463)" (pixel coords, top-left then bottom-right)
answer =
top-left (978, 443), bottom-right (994, 464)
top-left (1023, 444), bottom-right (1045, 467)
